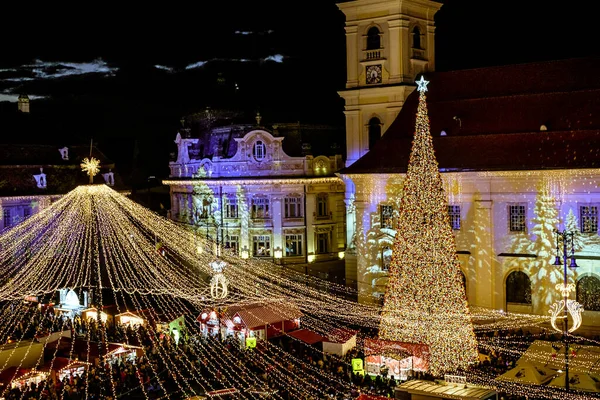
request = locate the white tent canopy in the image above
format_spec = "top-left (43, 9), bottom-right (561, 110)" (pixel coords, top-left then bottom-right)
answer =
top-left (496, 361), bottom-right (556, 385)
top-left (548, 372), bottom-right (600, 392)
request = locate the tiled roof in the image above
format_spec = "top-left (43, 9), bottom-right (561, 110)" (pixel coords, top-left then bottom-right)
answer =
top-left (223, 301), bottom-right (302, 330)
top-left (341, 57), bottom-right (600, 174)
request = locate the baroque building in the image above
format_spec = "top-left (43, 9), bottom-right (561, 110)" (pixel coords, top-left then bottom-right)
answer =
top-left (164, 114), bottom-right (347, 280)
top-left (338, 0), bottom-right (600, 330)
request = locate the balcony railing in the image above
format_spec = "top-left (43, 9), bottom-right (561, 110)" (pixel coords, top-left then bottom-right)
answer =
top-left (364, 49), bottom-right (382, 60)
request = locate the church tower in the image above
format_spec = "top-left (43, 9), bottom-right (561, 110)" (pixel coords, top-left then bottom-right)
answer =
top-left (18, 94), bottom-right (30, 113)
top-left (337, 0), bottom-right (441, 167)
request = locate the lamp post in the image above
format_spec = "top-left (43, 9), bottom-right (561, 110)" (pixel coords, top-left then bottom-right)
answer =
top-left (202, 217), bottom-right (231, 257)
top-left (551, 229), bottom-right (580, 392)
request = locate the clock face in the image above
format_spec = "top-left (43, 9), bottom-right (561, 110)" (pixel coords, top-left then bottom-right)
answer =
top-left (366, 64), bottom-right (382, 84)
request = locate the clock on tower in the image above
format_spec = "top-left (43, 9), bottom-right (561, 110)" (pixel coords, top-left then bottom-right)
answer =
top-left (366, 64), bottom-right (382, 84)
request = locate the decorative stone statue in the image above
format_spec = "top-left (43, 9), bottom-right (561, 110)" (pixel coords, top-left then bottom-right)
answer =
top-left (174, 132), bottom-right (199, 164)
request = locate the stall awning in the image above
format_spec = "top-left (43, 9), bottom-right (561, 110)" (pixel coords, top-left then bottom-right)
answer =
top-left (287, 329), bottom-right (325, 345)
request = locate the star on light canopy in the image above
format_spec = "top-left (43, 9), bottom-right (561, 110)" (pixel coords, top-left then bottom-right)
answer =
top-left (416, 76), bottom-right (429, 92)
top-left (81, 157), bottom-right (101, 183)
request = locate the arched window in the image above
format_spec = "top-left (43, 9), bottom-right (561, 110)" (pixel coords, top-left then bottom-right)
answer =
top-left (368, 117), bottom-right (382, 150)
top-left (367, 27), bottom-right (381, 50)
top-left (577, 276), bottom-right (600, 311)
top-left (412, 26), bottom-right (422, 49)
top-left (506, 271), bottom-right (532, 304)
top-left (253, 140), bottom-right (266, 161)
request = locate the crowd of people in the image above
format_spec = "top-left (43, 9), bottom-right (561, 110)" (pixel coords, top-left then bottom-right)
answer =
top-left (3, 306), bottom-right (597, 400)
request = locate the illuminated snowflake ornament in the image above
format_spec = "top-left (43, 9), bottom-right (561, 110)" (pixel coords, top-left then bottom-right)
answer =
top-left (81, 157), bottom-right (101, 184)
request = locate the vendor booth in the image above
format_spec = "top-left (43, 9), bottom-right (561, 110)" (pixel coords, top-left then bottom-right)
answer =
top-left (81, 307), bottom-right (110, 323)
top-left (9, 369), bottom-right (49, 389)
top-left (53, 358), bottom-right (91, 381)
top-left (322, 328), bottom-right (357, 356)
top-left (220, 301), bottom-right (302, 344)
top-left (104, 343), bottom-right (143, 364)
top-left (364, 338), bottom-right (430, 381)
top-left (115, 311), bottom-right (146, 327)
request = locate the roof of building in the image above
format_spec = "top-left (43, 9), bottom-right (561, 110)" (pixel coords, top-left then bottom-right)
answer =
top-left (397, 380), bottom-right (497, 400)
top-left (0, 143), bottom-right (125, 196)
top-left (341, 57), bottom-right (600, 175)
top-left (222, 301), bottom-right (302, 330)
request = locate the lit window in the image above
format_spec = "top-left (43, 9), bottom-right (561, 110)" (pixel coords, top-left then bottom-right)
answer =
top-left (509, 204), bottom-right (526, 232)
top-left (316, 194), bottom-right (328, 218)
top-left (253, 140), bottom-right (266, 161)
top-left (580, 206), bottom-right (598, 234)
top-left (253, 235), bottom-right (271, 257)
top-left (380, 205), bottom-right (394, 229)
top-left (284, 196), bottom-right (302, 218)
top-left (225, 235), bottom-right (239, 253)
top-left (317, 232), bottom-right (329, 254)
top-left (224, 197), bottom-right (238, 219)
top-left (252, 197), bottom-right (270, 219)
top-left (448, 205), bottom-right (461, 230)
top-left (285, 234), bottom-right (303, 257)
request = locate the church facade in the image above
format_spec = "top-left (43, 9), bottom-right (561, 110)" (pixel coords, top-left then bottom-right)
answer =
top-left (338, 0), bottom-right (600, 329)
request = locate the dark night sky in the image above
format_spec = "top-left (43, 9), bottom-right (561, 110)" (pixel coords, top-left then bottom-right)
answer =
top-left (1, 1), bottom-right (599, 187)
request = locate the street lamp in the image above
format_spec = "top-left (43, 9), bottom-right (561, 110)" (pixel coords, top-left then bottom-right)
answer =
top-left (550, 229), bottom-right (583, 392)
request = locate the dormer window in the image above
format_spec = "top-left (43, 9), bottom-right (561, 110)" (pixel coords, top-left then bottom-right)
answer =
top-left (367, 27), bottom-right (381, 50)
top-left (253, 140), bottom-right (266, 161)
top-left (33, 167), bottom-right (47, 189)
top-left (58, 147), bottom-right (69, 160)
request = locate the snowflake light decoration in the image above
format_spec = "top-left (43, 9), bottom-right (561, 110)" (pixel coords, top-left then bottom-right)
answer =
top-left (81, 157), bottom-right (101, 184)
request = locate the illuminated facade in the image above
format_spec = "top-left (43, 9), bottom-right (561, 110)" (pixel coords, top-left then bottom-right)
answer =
top-left (339, 57), bottom-right (600, 329)
top-left (165, 122), bottom-right (347, 275)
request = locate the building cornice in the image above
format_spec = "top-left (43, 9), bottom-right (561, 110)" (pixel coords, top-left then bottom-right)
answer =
top-left (163, 177), bottom-right (344, 186)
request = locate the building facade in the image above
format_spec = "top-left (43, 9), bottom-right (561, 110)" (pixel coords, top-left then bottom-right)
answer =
top-left (0, 144), bottom-right (119, 232)
top-left (338, 0), bottom-right (600, 329)
top-left (164, 119), bottom-right (347, 280)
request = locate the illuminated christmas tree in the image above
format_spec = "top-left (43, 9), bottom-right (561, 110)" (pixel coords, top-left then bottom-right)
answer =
top-left (379, 77), bottom-right (478, 375)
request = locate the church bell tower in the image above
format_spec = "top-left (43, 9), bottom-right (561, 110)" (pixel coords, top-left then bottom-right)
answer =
top-left (337, 0), bottom-right (442, 167)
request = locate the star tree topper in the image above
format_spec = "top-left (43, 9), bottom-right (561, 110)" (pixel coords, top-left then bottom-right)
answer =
top-left (416, 76), bottom-right (429, 92)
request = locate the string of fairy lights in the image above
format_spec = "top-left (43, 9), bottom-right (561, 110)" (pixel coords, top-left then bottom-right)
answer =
top-left (1, 85), bottom-right (599, 398)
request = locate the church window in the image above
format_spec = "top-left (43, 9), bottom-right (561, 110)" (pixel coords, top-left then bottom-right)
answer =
top-left (580, 205), bottom-right (598, 234)
top-left (380, 205), bottom-right (394, 229)
top-left (506, 271), bottom-right (532, 304)
top-left (448, 205), bottom-right (461, 230)
top-left (412, 26), bottom-right (422, 49)
top-left (368, 117), bottom-right (382, 150)
top-left (577, 275), bottom-right (600, 311)
top-left (253, 140), bottom-right (266, 161)
top-left (366, 27), bottom-right (381, 50)
top-left (508, 204), bottom-right (526, 232)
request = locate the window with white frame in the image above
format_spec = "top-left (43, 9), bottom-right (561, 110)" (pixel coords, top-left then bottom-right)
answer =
top-left (225, 235), bottom-right (239, 253)
top-left (253, 140), bottom-right (266, 161)
top-left (253, 235), bottom-right (271, 256)
top-left (316, 193), bottom-right (328, 218)
top-left (508, 204), bottom-right (526, 232)
top-left (448, 205), bottom-right (461, 230)
top-left (285, 234), bottom-right (303, 257)
top-left (284, 196), bottom-right (302, 218)
top-left (224, 197), bottom-right (238, 219)
top-left (580, 206), bottom-right (598, 234)
top-left (252, 197), bottom-right (270, 219)
top-left (380, 205), bottom-right (394, 229)
top-left (316, 232), bottom-right (329, 254)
